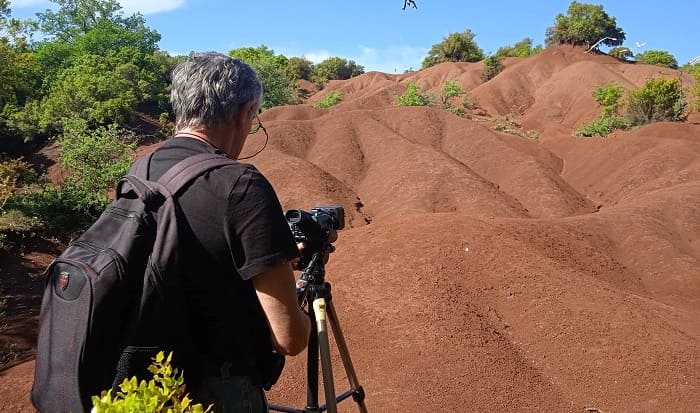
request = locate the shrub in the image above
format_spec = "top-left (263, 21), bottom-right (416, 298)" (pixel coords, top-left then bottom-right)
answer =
top-left (461, 95), bottom-right (476, 110)
top-left (481, 55), bottom-right (504, 81)
top-left (314, 90), bottom-right (343, 109)
top-left (692, 65), bottom-right (700, 111)
top-left (574, 114), bottom-right (631, 137)
top-left (396, 82), bottom-right (432, 106)
top-left (593, 83), bottom-right (625, 116)
top-left (58, 118), bottom-right (136, 195)
top-left (9, 182), bottom-right (108, 237)
top-left (92, 351), bottom-right (211, 413)
top-left (626, 77), bottom-right (685, 124)
top-left (0, 157), bottom-right (39, 210)
top-left (440, 79), bottom-right (463, 106)
top-left (635, 50), bottom-right (678, 69)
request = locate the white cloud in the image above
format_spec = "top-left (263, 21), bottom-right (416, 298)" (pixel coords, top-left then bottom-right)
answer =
top-left (302, 50), bottom-right (333, 64)
top-left (117, 0), bottom-right (185, 15)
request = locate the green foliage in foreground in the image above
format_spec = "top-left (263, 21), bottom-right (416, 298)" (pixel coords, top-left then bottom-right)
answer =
top-left (396, 82), bottom-right (432, 106)
top-left (314, 90), bottom-right (343, 108)
top-left (92, 351), bottom-right (212, 413)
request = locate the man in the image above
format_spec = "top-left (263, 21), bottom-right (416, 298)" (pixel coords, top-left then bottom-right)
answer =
top-left (149, 52), bottom-right (312, 411)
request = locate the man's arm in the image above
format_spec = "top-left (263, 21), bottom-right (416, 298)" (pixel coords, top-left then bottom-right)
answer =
top-left (253, 262), bottom-right (311, 356)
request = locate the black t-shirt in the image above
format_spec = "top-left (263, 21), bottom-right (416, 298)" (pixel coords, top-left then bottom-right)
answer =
top-left (147, 137), bottom-right (299, 379)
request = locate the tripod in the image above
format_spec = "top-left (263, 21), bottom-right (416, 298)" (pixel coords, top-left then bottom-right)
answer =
top-left (269, 253), bottom-right (368, 413)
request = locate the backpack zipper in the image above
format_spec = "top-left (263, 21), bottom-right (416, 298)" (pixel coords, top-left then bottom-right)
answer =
top-left (71, 241), bottom-right (127, 279)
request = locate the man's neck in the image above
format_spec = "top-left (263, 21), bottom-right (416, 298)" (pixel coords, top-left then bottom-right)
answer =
top-left (176, 127), bottom-right (229, 155)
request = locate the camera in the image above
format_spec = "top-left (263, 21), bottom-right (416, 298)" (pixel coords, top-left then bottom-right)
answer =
top-left (285, 205), bottom-right (344, 266)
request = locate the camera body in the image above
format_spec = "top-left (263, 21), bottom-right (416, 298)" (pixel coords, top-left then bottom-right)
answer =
top-left (285, 205), bottom-right (344, 267)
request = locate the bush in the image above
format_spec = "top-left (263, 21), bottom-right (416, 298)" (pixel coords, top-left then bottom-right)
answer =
top-left (692, 65), bottom-right (700, 111)
top-left (593, 83), bottom-right (625, 116)
top-left (58, 118), bottom-right (136, 194)
top-left (396, 82), bottom-right (432, 106)
top-left (481, 55), bottom-right (504, 81)
top-left (635, 50), bottom-right (678, 69)
top-left (440, 79), bottom-right (463, 106)
top-left (574, 113), bottom-right (631, 137)
top-left (0, 157), bottom-right (39, 210)
top-left (9, 182), bottom-right (108, 237)
top-left (314, 90), bottom-right (343, 109)
top-left (92, 351), bottom-right (211, 413)
top-left (626, 77), bottom-right (685, 124)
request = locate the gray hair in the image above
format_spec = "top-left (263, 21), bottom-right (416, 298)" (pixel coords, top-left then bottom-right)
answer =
top-left (171, 52), bottom-right (263, 131)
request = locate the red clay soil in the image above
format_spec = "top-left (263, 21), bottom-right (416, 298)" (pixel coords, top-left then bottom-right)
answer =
top-left (2, 45), bottom-right (699, 412)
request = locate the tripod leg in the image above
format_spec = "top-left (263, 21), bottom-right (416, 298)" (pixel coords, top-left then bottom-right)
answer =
top-left (313, 297), bottom-right (338, 413)
top-left (326, 300), bottom-right (369, 413)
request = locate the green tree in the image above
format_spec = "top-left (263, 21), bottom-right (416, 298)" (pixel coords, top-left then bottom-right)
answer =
top-left (289, 56), bottom-right (314, 81)
top-left (495, 38), bottom-right (543, 58)
top-left (481, 55), bottom-right (504, 81)
top-left (37, 0), bottom-right (151, 43)
top-left (635, 50), bottom-right (678, 69)
top-left (229, 45), bottom-right (297, 109)
top-left (545, 1), bottom-right (624, 48)
top-left (311, 56), bottom-right (364, 85)
top-left (422, 29), bottom-right (484, 68)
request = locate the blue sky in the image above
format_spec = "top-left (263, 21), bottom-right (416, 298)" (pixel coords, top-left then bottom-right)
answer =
top-left (9, 0), bottom-right (699, 73)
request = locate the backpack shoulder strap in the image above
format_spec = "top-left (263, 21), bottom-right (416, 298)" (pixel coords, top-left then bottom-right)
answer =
top-left (157, 152), bottom-right (234, 196)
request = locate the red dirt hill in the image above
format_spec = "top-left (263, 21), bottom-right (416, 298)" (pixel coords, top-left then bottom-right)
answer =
top-left (2, 45), bottom-right (699, 412)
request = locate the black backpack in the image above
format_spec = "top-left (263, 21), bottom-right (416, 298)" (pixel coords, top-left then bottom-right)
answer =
top-left (31, 152), bottom-right (233, 413)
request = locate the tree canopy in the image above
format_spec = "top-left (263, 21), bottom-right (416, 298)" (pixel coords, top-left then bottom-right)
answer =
top-left (495, 38), bottom-right (543, 58)
top-left (229, 45), bottom-right (298, 109)
top-left (422, 29), bottom-right (484, 68)
top-left (311, 57), bottom-right (364, 85)
top-left (545, 1), bottom-right (624, 49)
top-left (635, 50), bottom-right (678, 69)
